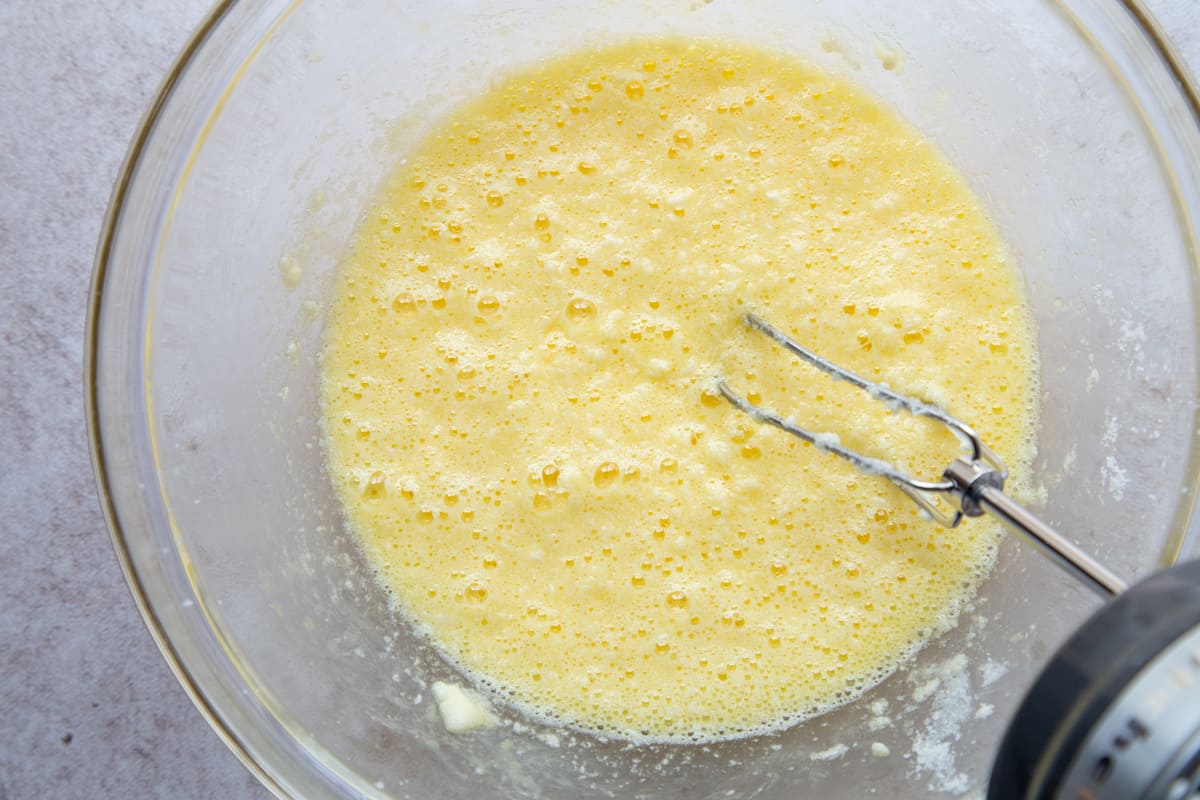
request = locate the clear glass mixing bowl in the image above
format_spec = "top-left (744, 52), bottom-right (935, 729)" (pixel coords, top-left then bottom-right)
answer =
top-left (87, 1), bottom-right (1200, 797)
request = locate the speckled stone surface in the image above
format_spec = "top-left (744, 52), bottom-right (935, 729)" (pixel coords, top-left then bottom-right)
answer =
top-left (0, 2), bottom-right (1197, 798)
top-left (0, 3), bottom-right (264, 798)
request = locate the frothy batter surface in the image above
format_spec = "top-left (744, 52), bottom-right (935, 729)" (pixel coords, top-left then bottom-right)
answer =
top-left (321, 39), bottom-right (1038, 742)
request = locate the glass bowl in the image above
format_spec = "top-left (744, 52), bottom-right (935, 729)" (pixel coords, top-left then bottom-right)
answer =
top-left (87, 1), bottom-right (1200, 797)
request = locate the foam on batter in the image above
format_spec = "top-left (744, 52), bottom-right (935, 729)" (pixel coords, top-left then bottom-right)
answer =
top-left (320, 39), bottom-right (1039, 743)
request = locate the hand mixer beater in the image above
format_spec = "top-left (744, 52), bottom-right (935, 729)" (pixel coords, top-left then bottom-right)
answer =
top-left (720, 312), bottom-right (1200, 800)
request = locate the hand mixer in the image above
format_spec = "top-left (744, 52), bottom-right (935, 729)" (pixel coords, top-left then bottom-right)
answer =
top-left (720, 312), bottom-right (1200, 800)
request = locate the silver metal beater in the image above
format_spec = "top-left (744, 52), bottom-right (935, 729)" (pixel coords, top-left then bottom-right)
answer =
top-left (717, 312), bottom-right (1127, 598)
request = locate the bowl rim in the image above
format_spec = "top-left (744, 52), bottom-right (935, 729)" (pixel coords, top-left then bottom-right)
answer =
top-left (83, 1), bottom-right (1200, 797)
top-left (85, 2), bottom-right (289, 795)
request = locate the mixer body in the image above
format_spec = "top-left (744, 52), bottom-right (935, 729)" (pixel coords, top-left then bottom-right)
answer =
top-left (989, 560), bottom-right (1200, 800)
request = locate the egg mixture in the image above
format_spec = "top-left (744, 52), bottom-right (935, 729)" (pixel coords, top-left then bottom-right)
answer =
top-left (320, 39), bottom-right (1038, 742)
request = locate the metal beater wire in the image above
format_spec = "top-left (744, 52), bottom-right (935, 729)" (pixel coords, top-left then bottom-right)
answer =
top-left (717, 312), bottom-right (995, 496)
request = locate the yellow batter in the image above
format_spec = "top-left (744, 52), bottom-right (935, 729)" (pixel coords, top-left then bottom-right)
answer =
top-left (321, 39), bottom-right (1038, 742)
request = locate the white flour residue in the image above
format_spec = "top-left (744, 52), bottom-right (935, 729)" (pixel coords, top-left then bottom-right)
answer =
top-left (911, 677), bottom-right (940, 704)
top-left (278, 253), bottom-right (303, 287)
top-left (907, 653), bottom-right (973, 795)
top-left (868, 697), bottom-right (892, 732)
top-left (1102, 455), bottom-right (1128, 501)
top-left (509, 722), bottom-right (563, 749)
top-left (1061, 445), bottom-right (1077, 477)
top-left (819, 33), bottom-right (861, 70)
top-left (1101, 414), bottom-right (1120, 449)
top-left (873, 41), bottom-right (903, 71)
top-left (810, 743), bottom-right (849, 762)
top-left (431, 681), bottom-right (498, 733)
top-left (1117, 318), bottom-right (1146, 354)
top-left (979, 659), bottom-right (1008, 688)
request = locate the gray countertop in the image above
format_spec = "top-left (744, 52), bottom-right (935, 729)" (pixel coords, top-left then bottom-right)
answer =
top-left (2, 2), bottom-right (1199, 798)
